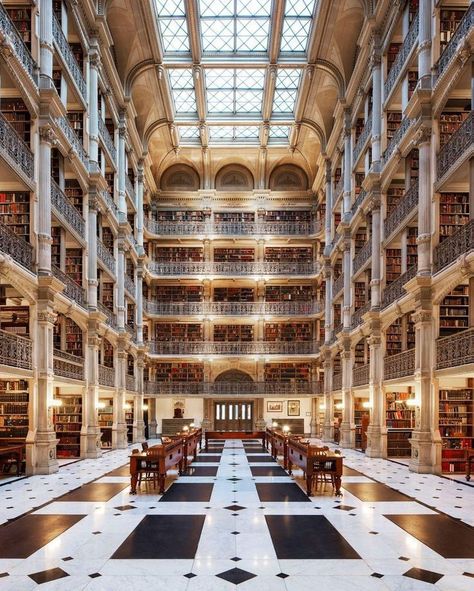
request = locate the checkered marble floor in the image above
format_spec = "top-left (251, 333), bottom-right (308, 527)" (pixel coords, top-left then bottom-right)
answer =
top-left (0, 439), bottom-right (473, 590)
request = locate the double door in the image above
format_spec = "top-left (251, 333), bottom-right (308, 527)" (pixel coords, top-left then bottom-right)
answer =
top-left (214, 400), bottom-right (254, 431)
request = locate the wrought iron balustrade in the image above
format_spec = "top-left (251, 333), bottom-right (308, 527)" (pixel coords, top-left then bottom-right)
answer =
top-left (145, 219), bottom-right (208, 236)
top-left (0, 219), bottom-right (33, 271)
top-left (99, 364), bottom-right (115, 387)
top-left (148, 341), bottom-right (318, 356)
top-left (353, 240), bottom-right (372, 275)
top-left (0, 329), bottom-right (32, 370)
top-left (351, 301), bottom-right (371, 329)
top-left (144, 300), bottom-right (321, 316)
top-left (55, 116), bottom-right (89, 169)
top-left (333, 274), bottom-right (344, 296)
top-left (124, 275), bottom-right (135, 296)
top-left (384, 14), bottom-right (419, 99)
top-left (0, 111), bottom-right (34, 182)
top-left (52, 15), bottom-right (87, 101)
top-left (97, 302), bottom-right (117, 328)
top-left (334, 176), bottom-right (344, 200)
top-left (125, 175), bottom-right (135, 200)
top-left (52, 265), bottom-right (87, 308)
top-left (53, 349), bottom-right (84, 380)
top-left (51, 180), bottom-right (85, 238)
top-left (381, 265), bottom-right (417, 309)
top-left (0, 3), bottom-right (38, 83)
top-left (97, 239), bottom-right (116, 276)
top-left (332, 373), bottom-right (342, 391)
top-left (384, 349), bottom-right (415, 380)
top-left (144, 381), bottom-right (320, 396)
top-left (148, 261), bottom-right (319, 277)
top-left (436, 328), bottom-right (474, 370)
top-left (384, 183), bottom-right (418, 239)
top-left (101, 190), bottom-right (119, 220)
top-left (434, 4), bottom-right (473, 81)
top-left (126, 375), bottom-right (136, 392)
top-left (351, 190), bottom-right (367, 216)
top-left (381, 117), bottom-right (413, 167)
top-left (437, 111), bottom-right (473, 182)
top-left (98, 117), bottom-right (116, 162)
top-left (434, 220), bottom-right (474, 273)
top-left (353, 113), bottom-right (372, 164)
top-left (353, 363), bottom-right (370, 387)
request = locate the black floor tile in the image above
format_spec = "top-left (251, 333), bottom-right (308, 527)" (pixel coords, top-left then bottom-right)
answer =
top-left (216, 567), bottom-right (257, 585)
top-left (105, 465), bottom-right (130, 477)
top-left (404, 567), bottom-right (443, 585)
top-left (57, 482), bottom-right (130, 502)
top-left (247, 456), bottom-right (276, 463)
top-left (256, 483), bottom-right (311, 502)
top-left (250, 466), bottom-right (288, 477)
top-left (265, 515), bottom-right (360, 559)
top-left (0, 514), bottom-right (85, 559)
top-left (112, 515), bottom-right (205, 559)
top-left (186, 466), bottom-right (218, 477)
top-left (343, 482), bottom-right (412, 502)
top-left (343, 466), bottom-right (366, 477)
top-left (385, 514), bottom-right (474, 558)
top-left (193, 456), bottom-right (221, 463)
top-left (29, 567), bottom-right (69, 585)
top-left (159, 483), bottom-right (214, 502)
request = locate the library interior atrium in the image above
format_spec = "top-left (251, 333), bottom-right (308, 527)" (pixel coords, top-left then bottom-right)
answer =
top-left (0, 0), bottom-right (473, 589)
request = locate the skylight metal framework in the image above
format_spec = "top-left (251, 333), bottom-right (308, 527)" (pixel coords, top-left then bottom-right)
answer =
top-left (154, 0), bottom-right (318, 146)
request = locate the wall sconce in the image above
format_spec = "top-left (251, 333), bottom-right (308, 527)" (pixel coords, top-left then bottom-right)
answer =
top-left (182, 425), bottom-right (189, 432)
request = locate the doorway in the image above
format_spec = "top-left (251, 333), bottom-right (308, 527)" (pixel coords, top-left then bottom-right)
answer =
top-left (214, 401), bottom-right (254, 431)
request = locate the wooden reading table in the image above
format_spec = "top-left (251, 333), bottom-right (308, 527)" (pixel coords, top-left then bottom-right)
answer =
top-left (271, 430), bottom-right (290, 469)
top-left (465, 448), bottom-right (474, 481)
top-left (204, 430), bottom-right (265, 451)
top-left (287, 437), bottom-right (344, 496)
top-left (182, 428), bottom-right (202, 471)
top-left (0, 444), bottom-right (24, 477)
top-left (129, 438), bottom-right (184, 494)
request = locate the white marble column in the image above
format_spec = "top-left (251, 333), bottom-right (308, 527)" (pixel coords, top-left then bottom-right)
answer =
top-left (88, 44), bottom-right (100, 169)
top-left (39, 0), bottom-right (54, 88)
top-left (365, 333), bottom-right (386, 457)
top-left (137, 160), bottom-right (144, 252)
top-left (136, 263), bottom-right (144, 345)
top-left (87, 194), bottom-right (98, 308)
top-left (112, 345), bottom-right (128, 449)
top-left (417, 131), bottom-right (432, 275)
top-left (418, 0), bottom-right (432, 87)
top-left (37, 127), bottom-right (54, 274)
top-left (133, 353), bottom-right (146, 442)
top-left (343, 110), bottom-right (352, 221)
top-left (340, 345), bottom-right (355, 448)
top-left (117, 241), bottom-right (126, 329)
top-left (371, 46), bottom-right (382, 167)
top-left (324, 160), bottom-right (332, 257)
top-left (81, 329), bottom-right (102, 458)
top-left (148, 397), bottom-right (157, 438)
top-left (370, 196), bottom-right (382, 307)
top-left (322, 355), bottom-right (334, 441)
top-left (117, 112), bottom-right (127, 219)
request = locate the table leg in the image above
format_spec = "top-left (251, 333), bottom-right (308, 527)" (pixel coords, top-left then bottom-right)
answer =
top-left (130, 473), bottom-right (138, 494)
top-left (334, 474), bottom-right (342, 496)
top-left (159, 473), bottom-right (166, 494)
top-left (306, 471), bottom-right (312, 496)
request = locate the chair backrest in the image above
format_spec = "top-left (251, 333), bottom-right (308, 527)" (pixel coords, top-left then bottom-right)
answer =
top-left (142, 442), bottom-right (149, 451)
top-left (131, 448), bottom-right (140, 454)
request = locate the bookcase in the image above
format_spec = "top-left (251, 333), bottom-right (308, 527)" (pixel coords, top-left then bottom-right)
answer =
top-left (214, 248), bottom-right (255, 262)
top-left (387, 430), bottom-right (412, 457)
top-left (264, 363), bottom-right (310, 383)
top-left (98, 399), bottom-right (113, 449)
top-left (53, 0), bottom-right (62, 21)
top-left (154, 323), bottom-right (203, 341)
top-left (334, 260), bottom-right (342, 281)
top-left (406, 227), bottom-right (418, 268)
top-left (127, 302), bottom-right (135, 328)
top-left (67, 112), bottom-right (84, 141)
top-left (439, 386), bottom-right (473, 473)
top-left (125, 402), bottom-right (134, 443)
top-left (105, 172), bottom-right (115, 196)
top-left (127, 354), bottom-right (134, 376)
top-left (5, 6), bottom-right (32, 50)
top-left (156, 247), bottom-right (203, 262)
top-left (103, 339), bottom-right (114, 367)
top-left (334, 168), bottom-right (341, 188)
top-left (439, 193), bottom-right (469, 240)
top-left (53, 317), bottom-right (62, 350)
top-left (439, 285), bottom-right (469, 337)
top-left (386, 112), bottom-right (403, 143)
top-left (439, 112), bottom-right (469, 147)
top-left (387, 43), bottom-right (401, 72)
top-left (214, 324), bottom-right (254, 342)
top-left (407, 315), bottom-right (415, 350)
top-left (214, 287), bottom-right (255, 302)
top-left (264, 210), bottom-right (311, 222)
top-left (214, 212), bottom-right (254, 223)
top-left (0, 191), bottom-right (30, 242)
top-left (101, 282), bottom-right (114, 310)
top-left (354, 401), bottom-right (369, 450)
top-left (0, 306), bottom-right (29, 336)
top-left (265, 285), bottom-right (312, 301)
top-left (408, 149), bottom-right (419, 183)
top-left (0, 98), bottom-right (31, 144)
top-left (0, 379), bottom-right (29, 445)
top-left (156, 210), bottom-right (204, 222)
top-left (408, 71), bottom-right (418, 99)
top-left (65, 317), bottom-right (83, 357)
top-left (70, 43), bottom-right (83, 71)
top-left (264, 247), bottom-right (312, 263)
top-left (154, 363), bottom-right (204, 382)
top-left (65, 248), bottom-right (83, 285)
top-left (385, 248), bottom-right (402, 283)
top-left (354, 339), bottom-right (368, 366)
top-left (354, 230), bottom-right (367, 253)
top-left (264, 322), bottom-right (312, 341)
top-left (64, 180), bottom-right (83, 213)
top-left (51, 148), bottom-right (61, 184)
top-left (386, 318), bottom-right (402, 355)
top-left (355, 118), bottom-right (364, 142)
top-left (101, 226), bottom-right (114, 253)
top-left (440, 9), bottom-right (467, 55)
top-left (333, 212), bottom-right (341, 230)
top-left (54, 395), bottom-right (82, 458)
top-left (354, 282), bottom-right (367, 311)
top-left (53, 68), bottom-right (62, 95)
top-left (153, 285), bottom-right (203, 302)
top-left (386, 391), bottom-right (414, 457)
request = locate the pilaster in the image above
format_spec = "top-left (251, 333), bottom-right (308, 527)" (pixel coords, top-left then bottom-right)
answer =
top-left (112, 343), bottom-right (128, 449)
top-left (133, 351), bottom-right (146, 442)
top-left (340, 342), bottom-right (355, 448)
top-left (365, 324), bottom-right (387, 458)
top-left (81, 322), bottom-right (102, 458)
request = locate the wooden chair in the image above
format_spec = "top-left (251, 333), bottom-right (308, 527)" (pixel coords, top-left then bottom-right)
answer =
top-left (312, 446), bottom-right (336, 489)
top-left (142, 442), bottom-right (149, 451)
top-left (137, 447), bottom-right (161, 489)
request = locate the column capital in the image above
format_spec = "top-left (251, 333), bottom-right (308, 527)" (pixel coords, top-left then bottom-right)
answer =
top-left (39, 125), bottom-right (57, 145)
top-left (413, 125), bottom-right (432, 147)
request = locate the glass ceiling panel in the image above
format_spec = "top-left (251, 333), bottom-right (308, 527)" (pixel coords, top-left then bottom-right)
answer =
top-left (209, 126), bottom-right (260, 141)
top-left (168, 69), bottom-right (197, 114)
top-left (155, 0), bottom-right (190, 53)
top-left (269, 125), bottom-right (290, 139)
top-left (272, 69), bottom-right (301, 114)
top-left (199, 0), bottom-right (271, 54)
top-left (178, 126), bottom-right (200, 139)
top-left (205, 68), bottom-right (265, 116)
top-left (280, 0), bottom-right (316, 54)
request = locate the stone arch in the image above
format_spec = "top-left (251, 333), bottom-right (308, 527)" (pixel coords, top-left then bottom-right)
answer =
top-left (215, 164), bottom-right (254, 191)
top-left (214, 369), bottom-right (254, 383)
top-left (269, 164), bottom-right (309, 191)
top-left (160, 164), bottom-right (200, 191)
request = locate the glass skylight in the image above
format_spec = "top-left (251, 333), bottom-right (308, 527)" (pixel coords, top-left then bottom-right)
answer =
top-left (206, 68), bottom-right (265, 116)
top-left (168, 69), bottom-right (197, 114)
top-left (209, 126), bottom-right (260, 141)
top-left (280, 0), bottom-right (316, 53)
top-left (178, 126), bottom-right (201, 140)
top-left (199, 0), bottom-right (271, 54)
top-left (269, 125), bottom-right (291, 139)
top-left (155, 0), bottom-right (190, 53)
top-left (272, 69), bottom-right (301, 114)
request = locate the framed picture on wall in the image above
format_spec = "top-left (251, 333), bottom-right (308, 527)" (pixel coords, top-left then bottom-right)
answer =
top-left (287, 400), bottom-right (300, 416)
top-left (267, 401), bottom-right (283, 412)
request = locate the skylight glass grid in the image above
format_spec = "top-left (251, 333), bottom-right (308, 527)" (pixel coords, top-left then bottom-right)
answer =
top-left (178, 126), bottom-right (201, 140)
top-left (272, 69), bottom-right (301, 114)
top-left (205, 68), bottom-right (265, 116)
top-left (269, 125), bottom-right (291, 139)
top-left (155, 0), bottom-right (190, 53)
top-left (199, 0), bottom-right (271, 54)
top-left (168, 69), bottom-right (197, 114)
top-left (209, 126), bottom-right (260, 141)
top-left (280, 0), bottom-right (316, 54)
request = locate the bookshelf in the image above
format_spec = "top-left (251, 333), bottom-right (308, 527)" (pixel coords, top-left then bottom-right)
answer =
top-left (153, 285), bottom-right (203, 302)
top-left (408, 71), bottom-right (418, 99)
top-left (385, 248), bottom-right (402, 283)
top-left (387, 430), bottom-right (412, 458)
top-left (387, 43), bottom-right (401, 72)
top-left (53, 0), bottom-right (62, 21)
top-left (65, 248), bottom-right (83, 285)
top-left (264, 247), bottom-right (312, 263)
top-left (0, 379), bottom-right (29, 445)
top-left (0, 98), bottom-right (31, 144)
top-left (386, 318), bottom-right (403, 356)
top-left (53, 317), bottom-right (62, 350)
top-left (354, 230), bottom-right (367, 253)
top-left (105, 172), bottom-right (115, 196)
top-left (264, 210), bottom-right (311, 222)
top-left (439, 386), bottom-right (473, 473)
top-left (98, 399), bottom-right (113, 449)
top-left (354, 339), bottom-right (367, 366)
top-left (53, 68), bottom-right (62, 95)
top-left (408, 149), bottom-right (419, 184)
top-left (156, 247), bottom-right (203, 262)
top-left (354, 400), bottom-right (369, 450)
top-left (214, 248), bottom-right (255, 262)
top-left (101, 226), bottom-right (114, 253)
top-left (125, 402), bottom-right (133, 443)
top-left (0, 191), bottom-right (30, 242)
top-left (386, 184), bottom-right (405, 215)
top-left (54, 395), bottom-right (82, 458)
top-left (51, 148), bottom-right (61, 184)
top-left (154, 323), bottom-right (203, 341)
top-left (439, 111), bottom-right (469, 147)
top-left (406, 315), bottom-right (415, 350)
top-left (67, 112), bottom-right (84, 141)
top-left (5, 6), bottom-right (32, 50)
top-left (214, 287), bottom-right (254, 302)
top-left (265, 285), bottom-right (312, 301)
top-left (439, 193), bottom-right (469, 240)
top-left (65, 317), bottom-right (83, 357)
top-left (64, 180), bottom-right (83, 213)
top-left (214, 324), bottom-right (254, 342)
top-left (386, 391), bottom-right (415, 458)
top-left (101, 282), bottom-right (114, 310)
top-left (214, 212), bottom-right (254, 223)
top-left (440, 9), bottom-right (467, 55)
top-left (264, 322), bottom-right (312, 341)
top-left (439, 285), bottom-right (469, 337)
top-left (127, 303), bottom-right (135, 328)
top-left (387, 112), bottom-right (403, 143)
top-left (264, 363), bottom-right (310, 383)
top-left (70, 43), bottom-right (83, 71)
top-left (156, 210), bottom-right (204, 222)
top-left (127, 354), bottom-right (134, 376)
top-left (354, 282), bottom-right (367, 311)
top-left (103, 339), bottom-right (114, 367)
top-left (0, 306), bottom-right (29, 336)
top-left (406, 227), bottom-right (418, 268)
top-left (154, 363), bottom-right (204, 382)
top-left (355, 118), bottom-right (364, 142)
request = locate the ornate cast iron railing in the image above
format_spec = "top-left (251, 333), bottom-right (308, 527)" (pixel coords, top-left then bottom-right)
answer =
top-left (101, 190), bottom-right (119, 220)
top-left (0, 3), bottom-right (38, 83)
top-left (0, 111), bottom-right (34, 181)
top-left (437, 111), bottom-right (473, 182)
top-left (434, 220), bottom-right (474, 273)
top-left (353, 113), bottom-right (372, 165)
top-left (384, 183), bottom-right (419, 239)
top-left (98, 117), bottom-right (116, 162)
top-left (353, 240), bottom-right (372, 275)
top-left (148, 261), bottom-right (319, 276)
top-left (436, 328), bottom-right (474, 370)
top-left (97, 239), bottom-right (116, 276)
top-left (52, 264), bottom-right (87, 308)
top-left (351, 189), bottom-right (367, 216)
top-left (0, 219), bottom-right (33, 271)
top-left (97, 302), bottom-right (117, 328)
top-left (126, 374), bottom-right (136, 392)
top-left (353, 363), bottom-right (370, 387)
top-left (52, 15), bottom-right (87, 100)
top-left (0, 329), bottom-right (32, 370)
top-left (99, 364), bottom-right (115, 387)
top-left (384, 349), bottom-right (415, 380)
top-left (144, 300), bottom-right (321, 316)
top-left (332, 373), bottom-right (342, 391)
top-left (55, 115), bottom-right (89, 169)
top-left (384, 14), bottom-right (419, 99)
top-left (381, 117), bottom-right (414, 167)
top-left (434, 4), bottom-right (473, 81)
top-left (381, 265), bottom-right (417, 309)
top-left (124, 275), bottom-right (135, 296)
top-left (53, 349), bottom-right (84, 380)
top-left (51, 180), bottom-right (85, 238)
top-left (333, 274), bottom-right (344, 297)
top-left (351, 301), bottom-right (371, 329)
top-left (148, 341), bottom-right (318, 356)
top-left (144, 381), bottom-right (321, 396)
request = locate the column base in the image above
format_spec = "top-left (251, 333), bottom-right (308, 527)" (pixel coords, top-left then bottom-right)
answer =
top-left (366, 425), bottom-right (387, 458)
top-left (81, 428), bottom-right (102, 459)
top-left (112, 424), bottom-right (128, 449)
top-left (409, 429), bottom-right (442, 474)
top-left (149, 419), bottom-right (158, 439)
top-left (133, 421), bottom-right (146, 444)
top-left (340, 422), bottom-right (355, 449)
top-left (322, 424), bottom-right (334, 442)
top-left (310, 418), bottom-right (319, 437)
top-left (30, 430), bottom-right (59, 475)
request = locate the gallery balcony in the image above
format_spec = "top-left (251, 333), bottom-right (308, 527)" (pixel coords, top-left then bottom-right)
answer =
top-left (384, 349), bottom-right (415, 381)
top-left (144, 381), bottom-right (321, 397)
top-left (0, 329), bottom-right (32, 370)
top-left (147, 341), bottom-right (319, 357)
top-left (147, 260), bottom-right (320, 278)
top-left (143, 300), bottom-right (322, 317)
top-left (433, 220), bottom-right (474, 274)
top-left (436, 328), bottom-right (474, 371)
